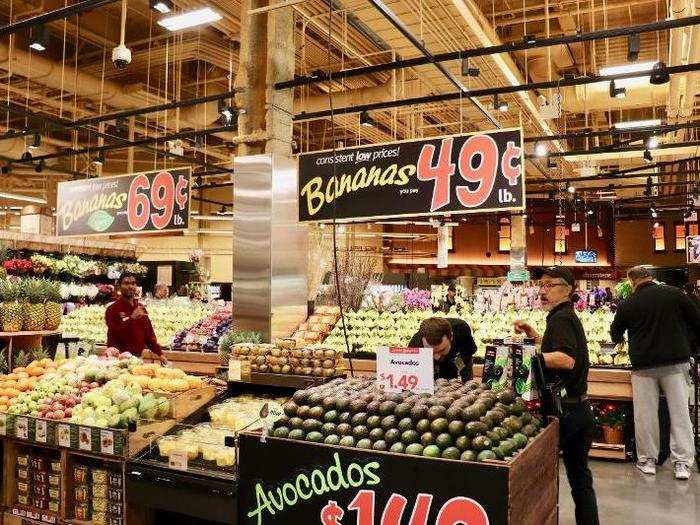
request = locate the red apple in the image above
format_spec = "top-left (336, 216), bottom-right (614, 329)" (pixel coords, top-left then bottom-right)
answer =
top-left (45, 411), bottom-right (54, 419)
top-left (54, 410), bottom-right (65, 419)
top-left (64, 408), bottom-right (72, 417)
top-left (90, 382), bottom-right (99, 389)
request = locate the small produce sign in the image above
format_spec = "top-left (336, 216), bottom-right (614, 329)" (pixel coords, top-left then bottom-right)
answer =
top-left (298, 129), bottom-right (524, 222)
top-left (56, 167), bottom-right (191, 236)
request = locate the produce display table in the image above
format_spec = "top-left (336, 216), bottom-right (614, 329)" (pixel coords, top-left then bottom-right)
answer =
top-left (238, 420), bottom-right (560, 525)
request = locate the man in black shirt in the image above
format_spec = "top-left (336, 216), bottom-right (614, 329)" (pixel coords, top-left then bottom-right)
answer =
top-left (514, 266), bottom-right (599, 525)
top-left (408, 317), bottom-right (477, 380)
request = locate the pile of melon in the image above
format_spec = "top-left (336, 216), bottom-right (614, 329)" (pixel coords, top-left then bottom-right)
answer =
top-left (0, 358), bottom-right (56, 412)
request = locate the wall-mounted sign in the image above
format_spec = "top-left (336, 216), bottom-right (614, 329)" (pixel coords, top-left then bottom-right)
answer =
top-left (56, 168), bottom-right (190, 236)
top-left (687, 235), bottom-right (700, 264)
top-left (298, 129), bottom-right (524, 222)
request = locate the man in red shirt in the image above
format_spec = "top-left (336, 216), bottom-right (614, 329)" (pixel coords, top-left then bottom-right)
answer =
top-left (105, 273), bottom-right (168, 363)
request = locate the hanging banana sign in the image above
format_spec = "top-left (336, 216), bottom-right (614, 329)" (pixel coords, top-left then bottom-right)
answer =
top-left (56, 168), bottom-right (191, 236)
top-left (298, 129), bottom-right (524, 222)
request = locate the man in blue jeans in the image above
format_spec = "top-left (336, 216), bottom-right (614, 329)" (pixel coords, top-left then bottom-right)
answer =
top-left (515, 266), bottom-right (599, 525)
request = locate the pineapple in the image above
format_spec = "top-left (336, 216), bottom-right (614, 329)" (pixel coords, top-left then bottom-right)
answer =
top-left (20, 278), bottom-right (46, 331)
top-left (43, 280), bottom-right (62, 330)
top-left (14, 350), bottom-right (29, 368)
top-left (31, 347), bottom-right (50, 363)
top-left (0, 279), bottom-right (23, 332)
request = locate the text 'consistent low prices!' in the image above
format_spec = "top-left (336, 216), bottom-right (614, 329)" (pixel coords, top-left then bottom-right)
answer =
top-left (298, 129), bottom-right (524, 222)
top-left (56, 167), bottom-right (191, 236)
top-left (375, 347), bottom-right (434, 394)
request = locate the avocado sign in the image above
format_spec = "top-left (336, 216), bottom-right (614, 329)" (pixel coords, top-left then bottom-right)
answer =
top-left (297, 129), bottom-right (524, 222)
top-left (56, 168), bottom-right (191, 236)
top-left (238, 433), bottom-right (509, 525)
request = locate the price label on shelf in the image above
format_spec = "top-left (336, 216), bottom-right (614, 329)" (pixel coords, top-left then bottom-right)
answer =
top-left (169, 449), bottom-right (188, 471)
top-left (100, 430), bottom-right (114, 455)
top-left (57, 424), bottom-right (71, 448)
top-left (15, 417), bottom-right (28, 439)
top-left (35, 419), bottom-right (47, 444)
top-left (78, 427), bottom-right (93, 451)
top-left (376, 347), bottom-right (434, 394)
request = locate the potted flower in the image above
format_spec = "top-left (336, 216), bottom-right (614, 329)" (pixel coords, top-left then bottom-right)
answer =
top-left (595, 403), bottom-right (626, 444)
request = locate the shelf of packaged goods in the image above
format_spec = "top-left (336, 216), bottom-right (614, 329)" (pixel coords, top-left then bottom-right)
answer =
top-left (589, 442), bottom-right (627, 460)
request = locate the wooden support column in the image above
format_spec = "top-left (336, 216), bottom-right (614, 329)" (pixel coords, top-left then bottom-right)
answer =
top-left (234, 0), bottom-right (295, 155)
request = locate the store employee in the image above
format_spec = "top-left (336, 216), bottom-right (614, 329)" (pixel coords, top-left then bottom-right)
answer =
top-left (408, 317), bottom-right (477, 380)
top-left (105, 273), bottom-right (168, 364)
top-left (514, 267), bottom-right (599, 525)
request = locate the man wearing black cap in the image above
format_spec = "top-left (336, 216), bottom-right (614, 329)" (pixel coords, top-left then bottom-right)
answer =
top-left (514, 266), bottom-right (599, 525)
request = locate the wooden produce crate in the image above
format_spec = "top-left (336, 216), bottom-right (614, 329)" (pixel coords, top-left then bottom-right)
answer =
top-left (142, 350), bottom-right (220, 376)
top-left (238, 420), bottom-right (559, 525)
top-left (153, 384), bottom-right (219, 420)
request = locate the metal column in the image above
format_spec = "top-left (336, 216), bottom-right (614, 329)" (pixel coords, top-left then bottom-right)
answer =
top-left (233, 154), bottom-right (308, 342)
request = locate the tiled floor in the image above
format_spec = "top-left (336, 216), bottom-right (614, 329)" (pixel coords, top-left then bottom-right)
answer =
top-left (558, 460), bottom-right (699, 524)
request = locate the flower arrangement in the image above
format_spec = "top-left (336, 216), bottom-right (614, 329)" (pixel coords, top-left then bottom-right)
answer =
top-left (401, 288), bottom-right (431, 310)
top-left (3, 258), bottom-right (33, 275)
top-left (594, 402), bottom-right (627, 429)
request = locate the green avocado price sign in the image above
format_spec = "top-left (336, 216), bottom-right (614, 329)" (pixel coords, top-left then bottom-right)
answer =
top-left (56, 167), bottom-right (191, 236)
top-left (298, 129), bottom-right (524, 222)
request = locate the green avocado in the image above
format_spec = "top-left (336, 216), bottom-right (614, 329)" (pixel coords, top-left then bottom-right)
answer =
top-left (305, 431), bottom-right (324, 442)
top-left (477, 450), bottom-right (497, 462)
top-left (471, 436), bottom-right (493, 451)
top-left (389, 442), bottom-right (405, 454)
top-left (401, 429), bottom-right (420, 445)
top-left (405, 443), bottom-right (424, 456)
top-left (441, 447), bottom-right (461, 460)
top-left (338, 436), bottom-right (356, 447)
top-left (356, 438), bottom-right (373, 449)
top-left (435, 433), bottom-right (454, 449)
top-left (455, 435), bottom-right (471, 451)
top-left (423, 445), bottom-right (441, 458)
top-left (415, 418), bottom-right (432, 434)
top-left (460, 450), bottom-right (477, 462)
top-left (324, 434), bottom-right (340, 445)
top-left (384, 428), bottom-right (401, 444)
top-left (288, 429), bottom-right (305, 440)
top-left (273, 426), bottom-right (290, 438)
top-left (372, 440), bottom-right (388, 451)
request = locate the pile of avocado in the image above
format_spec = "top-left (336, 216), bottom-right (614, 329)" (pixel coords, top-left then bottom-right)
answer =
top-left (271, 377), bottom-right (541, 463)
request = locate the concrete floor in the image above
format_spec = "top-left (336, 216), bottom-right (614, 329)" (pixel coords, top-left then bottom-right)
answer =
top-left (558, 461), bottom-right (699, 524)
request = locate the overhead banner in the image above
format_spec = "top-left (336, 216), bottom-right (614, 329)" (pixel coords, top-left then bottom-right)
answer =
top-left (56, 167), bottom-right (191, 236)
top-left (298, 129), bottom-right (524, 222)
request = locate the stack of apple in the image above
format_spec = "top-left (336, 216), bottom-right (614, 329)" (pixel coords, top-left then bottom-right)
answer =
top-left (6, 376), bottom-right (101, 418)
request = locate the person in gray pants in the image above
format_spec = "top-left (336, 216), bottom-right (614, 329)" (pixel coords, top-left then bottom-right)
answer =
top-left (610, 266), bottom-right (699, 480)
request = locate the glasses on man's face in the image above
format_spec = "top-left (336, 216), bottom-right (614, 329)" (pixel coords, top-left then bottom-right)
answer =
top-left (539, 281), bottom-right (567, 290)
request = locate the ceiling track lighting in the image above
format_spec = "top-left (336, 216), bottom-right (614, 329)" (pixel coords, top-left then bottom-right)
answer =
top-left (645, 135), bottom-right (659, 149)
top-left (194, 135), bottom-right (204, 149)
top-left (653, 221), bottom-right (660, 228)
top-left (649, 62), bottom-right (670, 85)
top-left (609, 80), bottom-right (626, 99)
top-left (643, 149), bottom-right (653, 163)
top-left (460, 58), bottom-right (479, 77)
top-left (29, 24), bottom-right (48, 52)
top-left (93, 153), bottom-right (105, 166)
top-left (493, 94), bottom-right (508, 112)
top-left (627, 33), bottom-right (640, 62)
top-left (547, 157), bottom-right (557, 169)
top-left (34, 159), bottom-right (44, 173)
top-left (20, 151), bottom-right (32, 162)
top-left (28, 134), bottom-right (41, 150)
top-left (567, 184), bottom-right (576, 194)
top-left (523, 34), bottom-right (537, 45)
top-left (149, 0), bottom-right (173, 13)
top-left (360, 111), bottom-right (376, 127)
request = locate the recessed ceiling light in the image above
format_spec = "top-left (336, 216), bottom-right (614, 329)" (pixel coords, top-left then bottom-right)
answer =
top-left (157, 8), bottom-right (222, 31)
top-left (534, 142), bottom-right (547, 157)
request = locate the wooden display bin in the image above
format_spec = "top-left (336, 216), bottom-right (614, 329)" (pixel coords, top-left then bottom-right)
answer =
top-left (238, 419), bottom-right (559, 525)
